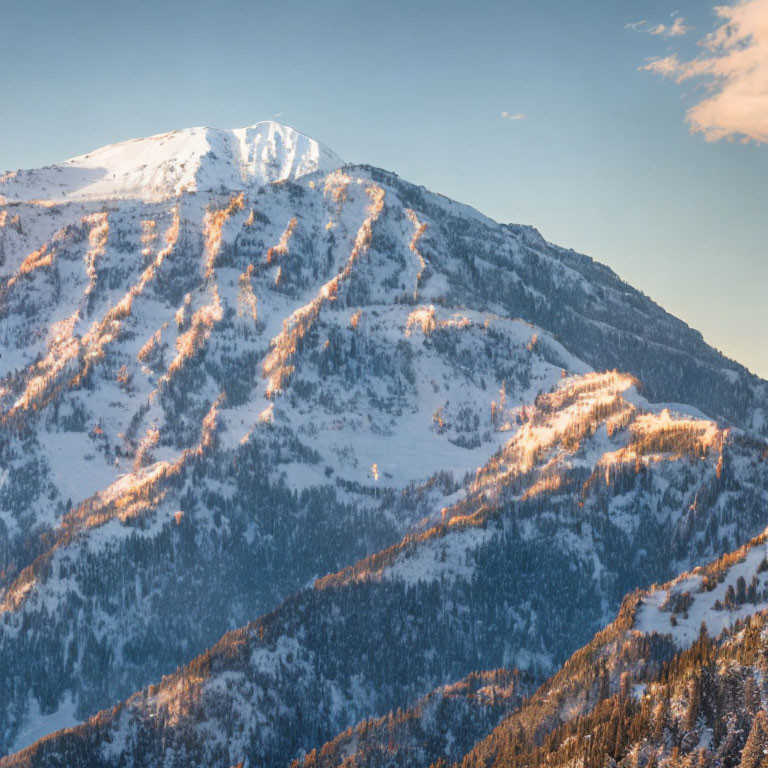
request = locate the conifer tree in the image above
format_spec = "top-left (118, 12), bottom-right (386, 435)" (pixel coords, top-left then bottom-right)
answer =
top-left (740, 711), bottom-right (768, 768)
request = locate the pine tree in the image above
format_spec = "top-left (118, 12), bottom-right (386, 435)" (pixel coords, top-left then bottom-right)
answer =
top-left (740, 711), bottom-right (768, 768)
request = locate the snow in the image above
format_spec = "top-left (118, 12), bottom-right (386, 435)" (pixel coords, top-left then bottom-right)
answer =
top-left (622, 385), bottom-right (714, 423)
top-left (634, 536), bottom-right (768, 647)
top-left (383, 525), bottom-right (495, 585)
top-left (39, 431), bottom-right (118, 507)
top-left (632, 683), bottom-right (647, 699)
top-left (0, 122), bottom-right (343, 203)
top-left (11, 693), bottom-right (79, 753)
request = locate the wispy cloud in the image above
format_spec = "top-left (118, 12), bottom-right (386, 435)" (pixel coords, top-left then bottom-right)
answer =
top-left (669, 15), bottom-right (692, 36)
top-left (627, 14), bottom-right (692, 37)
top-left (642, 0), bottom-right (768, 144)
top-left (273, 112), bottom-right (284, 118)
top-left (501, 111), bottom-right (526, 121)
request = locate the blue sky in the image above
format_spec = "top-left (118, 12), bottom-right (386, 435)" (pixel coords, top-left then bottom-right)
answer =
top-left (2, 0), bottom-right (767, 376)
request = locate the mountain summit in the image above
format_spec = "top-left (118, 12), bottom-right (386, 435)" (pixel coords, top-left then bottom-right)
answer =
top-left (0, 121), bottom-right (343, 203)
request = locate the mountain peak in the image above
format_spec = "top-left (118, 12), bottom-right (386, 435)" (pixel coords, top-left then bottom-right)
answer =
top-left (0, 121), bottom-right (343, 203)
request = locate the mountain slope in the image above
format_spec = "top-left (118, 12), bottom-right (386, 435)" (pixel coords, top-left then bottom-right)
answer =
top-left (292, 669), bottom-right (535, 768)
top-left (1, 122), bottom-right (767, 759)
top-left (304, 531), bottom-right (768, 768)
top-left (0, 170), bottom-right (582, 752)
top-left (3, 372), bottom-right (768, 767)
top-left (459, 531), bottom-right (768, 768)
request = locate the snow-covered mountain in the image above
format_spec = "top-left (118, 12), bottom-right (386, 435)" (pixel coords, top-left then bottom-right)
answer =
top-left (0, 122), bottom-right (343, 203)
top-left (458, 530), bottom-right (768, 768)
top-left (3, 371), bottom-right (768, 767)
top-left (1, 121), bottom-right (767, 765)
top-left (297, 530), bottom-right (768, 768)
top-left (293, 668), bottom-right (536, 768)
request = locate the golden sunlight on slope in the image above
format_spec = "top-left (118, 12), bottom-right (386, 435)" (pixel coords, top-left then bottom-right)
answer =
top-left (262, 183), bottom-right (385, 397)
top-left (140, 218), bottom-right (157, 256)
top-left (323, 170), bottom-right (351, 204)
top-left (597, 409), bottom-right (723, 486)
top-left (3, 207), bottom-right (181, 423)
top-left (266, 215), bottom-right (297, 265)
top-left (405, 305), bottom-right (437, 336)
top-left (472, 371), bottom-right (723, 500)
top-left (82, 212), bottom-right (109, 297)
top-left (405, 207), bottom-right (427, 298)
top-left (315, 372), bottom-right (728, 593)
top-left (8, 243), bottom-right (54, 287)
top-left (162, 286), bottom-right (223, 382)
top-left (204, 192), bottom-right (245, 278)
top-left (237, 264), bottom-right (259, 324)
top-left (0, 393), bottom-right (224, 614)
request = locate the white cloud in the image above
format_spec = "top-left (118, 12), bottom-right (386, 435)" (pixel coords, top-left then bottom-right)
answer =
top-left (652, 16), bottom-right (692, 36)
top-left (501, 111), bottom-right (526, 121)
top-left (627, 15), bottom-right (692, 37)
top-left (669, 15), bottom-right (693, 36)
top-left (642, 0), bottom-right (768, 144)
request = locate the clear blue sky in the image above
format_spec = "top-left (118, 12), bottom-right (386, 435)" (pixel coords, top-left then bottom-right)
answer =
top-left (3, 0), bottom-right (766, 376)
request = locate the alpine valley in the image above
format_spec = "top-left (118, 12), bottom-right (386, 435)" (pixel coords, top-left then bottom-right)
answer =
top-left (1, 121), bottom-right (767, 768)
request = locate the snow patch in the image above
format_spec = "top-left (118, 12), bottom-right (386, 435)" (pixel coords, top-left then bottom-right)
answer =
top-left (11, 693), bottom-right (79, 753)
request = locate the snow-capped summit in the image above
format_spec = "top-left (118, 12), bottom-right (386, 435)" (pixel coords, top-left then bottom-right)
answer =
top-left (0, 121), bottom-right (343, 203)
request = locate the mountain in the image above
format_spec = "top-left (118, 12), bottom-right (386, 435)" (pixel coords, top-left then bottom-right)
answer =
top-left (293, 668), bottom-right (536, 768)
top-left (296, 528), bottom-right (768, 768)
top-left (0, 122), bottom-right (343, 203)
top-left (2, 372), bottom-right (768, 767)
top-left (0, 121), bottom-right (767, 764)
top-left (457, 531), bottom-right (768, 768)
top-left (296, 531), bottom-right (768, 768)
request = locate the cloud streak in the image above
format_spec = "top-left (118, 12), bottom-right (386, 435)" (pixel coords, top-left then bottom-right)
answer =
top-left (642, 0), bottom-right (768, 144)
top-left (650, 16), bottom-right (692, 37)
top-left (501, 111), bottom-right (526, 121)
top-left (627, 15), bottom-right (692, 37)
